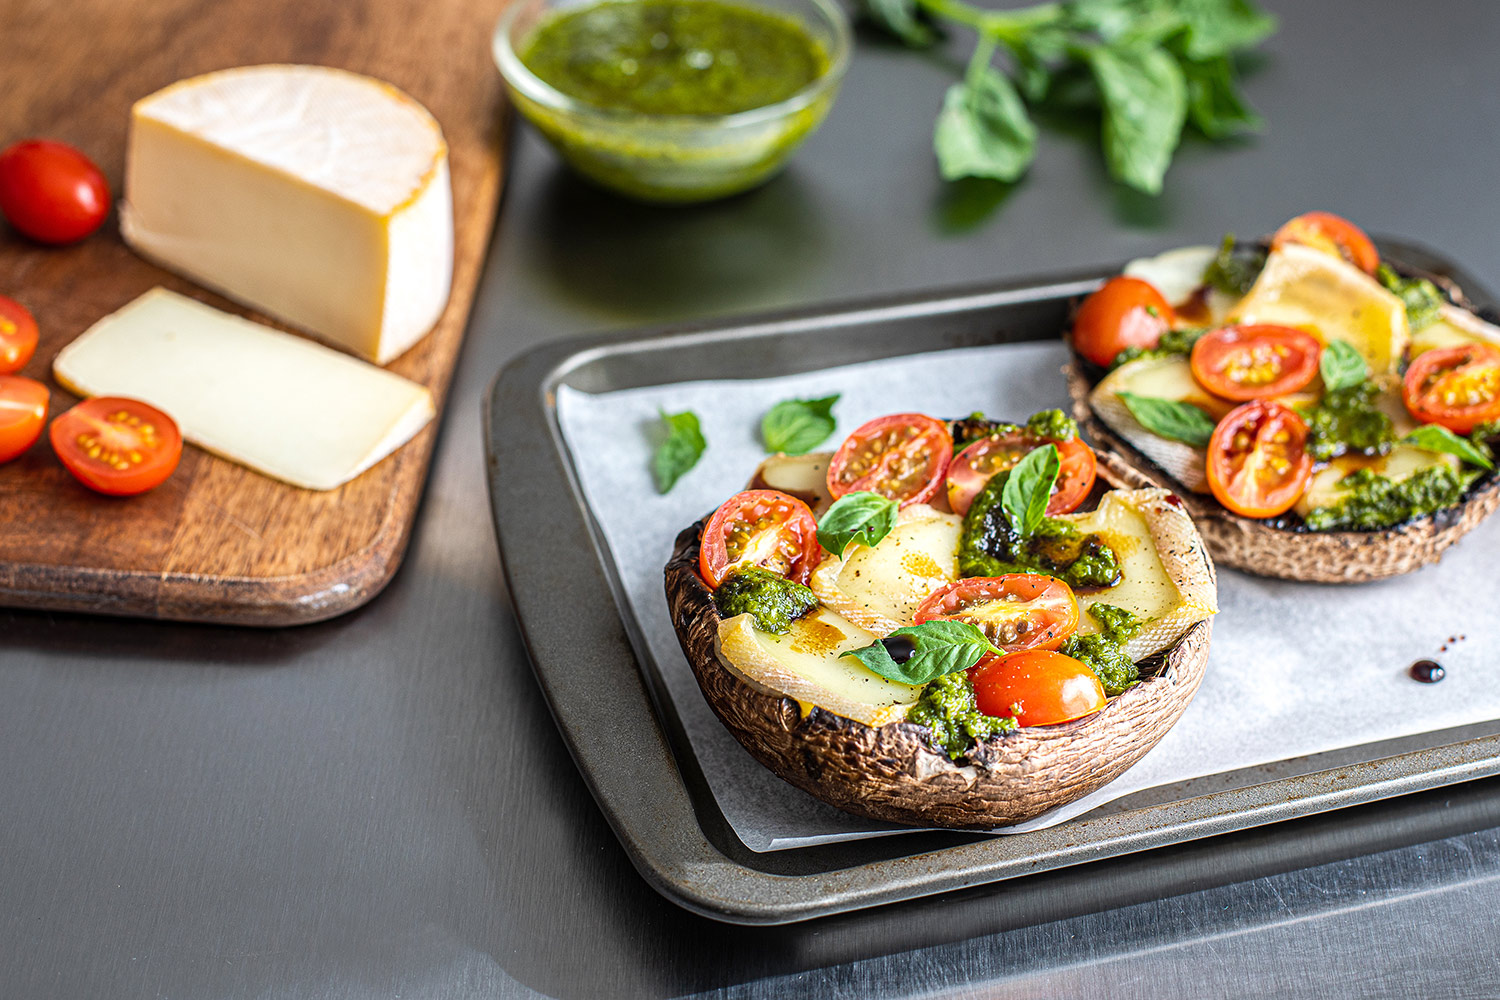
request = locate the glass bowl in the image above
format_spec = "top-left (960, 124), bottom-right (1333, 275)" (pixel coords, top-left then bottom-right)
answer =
top-left (492, 0), bottom-right (851, 203)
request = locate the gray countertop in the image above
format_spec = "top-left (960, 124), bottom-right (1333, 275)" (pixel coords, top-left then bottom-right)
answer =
top-left (6, 1), bottom-right (1500, 996)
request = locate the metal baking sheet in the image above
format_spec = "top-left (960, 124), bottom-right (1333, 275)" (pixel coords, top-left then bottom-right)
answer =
top-left (484, 240), bottom-right (1500, 924)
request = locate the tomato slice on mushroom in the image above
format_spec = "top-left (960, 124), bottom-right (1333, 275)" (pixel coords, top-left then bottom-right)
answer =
top-left (1189, 324), bottom-right (1321, 402)
top-left (1270, 211), bottom-right (1379, 276)
top-left (946, 432), bottom-right (1097, 517)
top-left (1072, 276), bottom-right (1176, 368)
top-left (1402, 343), bottom-right (1500, 434)
top-left (825, 413), bottom-right (952, 507)
top-left (0, 295), bottom-right (39, 375)
top-left (699, 488), bottom-right (821, 588)
top-left (1206, 400), bottom-right (1313, 519)
top-left (969, 649), bottom-right (1105, 727)
top-left (914, 574), bottom-right (1080, 652)
top-left (49, 397), bottom-right (183, 496)
top-left (0, 375), bottom-right (48, 462)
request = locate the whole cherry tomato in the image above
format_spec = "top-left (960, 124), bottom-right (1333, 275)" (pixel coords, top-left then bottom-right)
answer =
top-left (969, 649), bottom-right (1106, 727)
top-left (1072, 276), bottom-right (1176, 368)
top-left (0, 139), bottom-right (110, 245)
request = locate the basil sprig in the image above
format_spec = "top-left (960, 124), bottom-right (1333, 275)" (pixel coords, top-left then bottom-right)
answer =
top-left (652, 410), bottom-right (705, 493)
top-left (761, 394), bottom-right (839, 455)
top-left (1319, 339), bottom-right (1369, 393)
top-left (817, 491), bottom-right (899, 558)
top-left (1118, 392), bottom-right (1216, 448)
top-left (841, 620), bottom-right (1001, 686)
top-left (1403, 425), bottom-right (1496, 471)
top-left (1000, 443), bottom-right (1059, 538)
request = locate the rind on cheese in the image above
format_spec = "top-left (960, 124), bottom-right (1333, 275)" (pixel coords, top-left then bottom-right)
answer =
top-left (122, 65), bottom-right (454, 365)
top-left (1411, 304), bottom-right (1500, 358)
top-left (53, 288), bottom-right (435, 491)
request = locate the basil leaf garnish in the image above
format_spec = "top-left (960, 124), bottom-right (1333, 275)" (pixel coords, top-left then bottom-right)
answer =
top-left (1319, 339), bottom-right (1369, 394)
top-left (934, 46), bottom-right (1038, 183)
top-left (817, 491), bottom-right (899, 559)
top-left (1000, 442), bottom-right (1059, 538)
top-left (652, 410), bottom-right (705, 494)
top-left (841, 620), bottom-right (1000, 686)
top-left (1117, 392), bottom-right (1217, 448)
top-left (1087, 44), bottom-right (1187, 197)
top-left (1403, 424), bottom-right (1496, 471)
top-left (761, 394), bottom-right (839, 456)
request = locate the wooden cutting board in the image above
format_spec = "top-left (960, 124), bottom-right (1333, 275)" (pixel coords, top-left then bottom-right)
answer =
top-left (0, 0), bottom-right (510, 625)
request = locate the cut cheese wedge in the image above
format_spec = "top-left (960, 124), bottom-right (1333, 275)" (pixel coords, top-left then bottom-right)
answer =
top-left (810, 504), bottom-right (961, 634)
top-left (122, 65), bottom-right (453, 364)
top-left (54, 288), bottom-right (435, 490)
top-left (1230, 243), bottom-right (1409, 374)
top-left (1410, 304), bottom-right (1500, 358)
top-left (1089, 356), bottom-right (1234, 493)
top-left (1293, 446), bottom-right (1461, 520)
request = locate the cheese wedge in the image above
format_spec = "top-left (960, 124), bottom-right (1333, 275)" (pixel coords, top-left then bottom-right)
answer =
top-left (1089, 356), bottom-right (1234, 493)
top-left (1410, 304), bottom-right (1500, 358)
top-left (122, 65), bottom-right (453, 364)
top-left (54, 288), bottom-right (435, 490)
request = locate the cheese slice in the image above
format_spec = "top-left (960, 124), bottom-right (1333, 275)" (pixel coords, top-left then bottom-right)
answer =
top-left (1294, 446), bottom-right (1461, 519)
top-left (54, 288), bottom-right (435, 490)
top-left (1410, 304), bottom-right (1500, 358)
top-left (122, 65), bottom-right (453, 364)
top-left (1089, 356), bottom-right (1234, 493)
top-left (810, 504), bottom-right (962, 634)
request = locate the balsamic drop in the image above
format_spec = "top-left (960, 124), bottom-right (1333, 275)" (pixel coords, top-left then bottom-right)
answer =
top-left (881, 635), bottom-right (918, 664)
top-left (1409, 659), bottom-right (1445, 683)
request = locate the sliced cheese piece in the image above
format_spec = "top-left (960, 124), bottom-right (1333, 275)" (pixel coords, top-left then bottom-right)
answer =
top-left (1410, 303), bottom-right (1500, 358)
top-left (1123, 245), bottom-right (1241, 324)
top-left (1089, 356), bottom-right (1234, 493)
top-left (749, 451), bottom-right (832, 512)
top-left (54, 288), bottom-right (435, 491)
top-left (1293, 446), bottom-right (1461, 519)
top-left (1229, 243), bottom-right (1409, 375)
top-left (122, 65), bottom-right (453, 364)
top-left (716, 610), bottom-right (922, 726)
top-left (1059, 490), bottom-right (1217, 661)
top-left (810, 504), bottom-right (961, 635)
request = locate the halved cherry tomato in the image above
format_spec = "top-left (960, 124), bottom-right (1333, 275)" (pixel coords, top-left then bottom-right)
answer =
top-left (1270, 211), bottom-right (1379, 276)
top-left (1402, 344), bottom-right (1500, 434)
top-left (946, 432), bottom-right (1097, 517)
top-left (49, 397), bottom-right (182, 496)
top-left (1206, 400), bottom-right (1312, 518)
top-left (699, 489), bottom-right (821, 588)
top-left (1072, 276), bottom-right (1175, 368)
top-left (0, 139), bottom-right (110, 245)
top-left (0, 295), bottom-right (39, 374)
top-left (914, 575), bottom-right (1079, 652)
top-left (1189, 324), bottom-right (1321, 401)
top-left (969, 649), bottom-right (1106, 727)
top-left (0, 376), bottom-right (49, 462)
top-left (825, 413), bottom-right (952, 507)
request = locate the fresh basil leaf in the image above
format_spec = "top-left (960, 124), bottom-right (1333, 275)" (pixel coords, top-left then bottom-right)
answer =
top-left (859, 0), bottom-right (935, 47)
top-left (1319, 339), bottom-right (1369, 394)
top-left (1087, 43), bottom-right (1188, 195)
top-left (1403, 424), bottom-right (1496, 471)
top-left (934, 62), bottom-right (1038, 183)
top-left (1117, 392), bottom-right (1216, 447)
top-left (652, 410), bottom-right (705, 493)
top-left (1000, 443), bottom-right (1059, 538)
top-left (841, 620), bottom-right (1000, 686)
top-left (761, 395), bottom-right (839, 455)
top-left (817, 491), bottom-right (900, 558)
top-left (1182, 55), bottom-right (1261, 139)
top-left (1174, 0), bottom-right (1277, 60)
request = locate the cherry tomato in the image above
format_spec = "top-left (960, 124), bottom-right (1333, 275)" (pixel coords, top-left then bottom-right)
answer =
top-left (1072, 276), bottom-right (1176, 368)
top-left (826, 413), bottom-right (952, 507)
top-left (699, 489), bottom-right (821, 588)
top-left (0, 295), bottom-right (39, 374)
top-left (0, 375), bottom-right (49, 463)
top-left (914, 575), bottom-right (1079, 653)
top-left (1402, 344), bottom-right (1500, 434)
top-left (1189, 324), bottom-right (1321, 402)
top-left (969, 649), bottom-right (1106, 727)
top-left (49, 397), bottom-right (182, 496)
top-left (0, 139), bottom-right (110, 245)
top-left (1206, 400), bottom-right (1313, 518)
top-left (1270, 211), bottom-right (1379, 276)
top-left (946, 432), bottom-right (1097, 517)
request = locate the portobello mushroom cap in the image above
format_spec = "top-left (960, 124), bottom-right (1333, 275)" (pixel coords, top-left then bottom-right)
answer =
top-left (663, 512), bottom-right (1214, 830)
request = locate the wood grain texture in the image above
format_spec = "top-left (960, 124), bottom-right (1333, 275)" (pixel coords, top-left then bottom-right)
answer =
top-left (0, 0), bottom-right (509, 624)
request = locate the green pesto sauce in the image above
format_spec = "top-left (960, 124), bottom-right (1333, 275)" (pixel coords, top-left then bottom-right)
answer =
top-left (1303, 465), bottom-right (1481, 532)
top-left (713, 566), bottom-right (817, 634)
top-left (1059, 603), bottom-right (1144, 696)
top-left (959, 472), bottom-right (1122, 589)
top-left (1303, 381), bottom-right (1397, 462)
top-left (1377, 263), bottom-right (1444, 333)
top-left (1110, 327), bottom-right (1207, 369)
top-left (1202, 233), bottom-right (1266, 296)
top-left (521, 0), bottom-right (828, 116)
top-left (907, 672), bottom-right (1018, 760)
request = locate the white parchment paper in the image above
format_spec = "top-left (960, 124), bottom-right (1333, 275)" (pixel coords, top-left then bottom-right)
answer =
top-left (555, 343), bottom-right (1500, 852)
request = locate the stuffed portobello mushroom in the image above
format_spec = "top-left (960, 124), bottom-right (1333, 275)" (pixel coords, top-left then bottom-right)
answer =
top-left (663, 411), bottom-right (1217, 830)
top-left (1066, 212), bottom-right (1500, 584)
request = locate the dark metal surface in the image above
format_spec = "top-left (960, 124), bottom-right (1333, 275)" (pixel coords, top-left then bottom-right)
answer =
top-left (5, 0), bottom-right (1500, 994)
